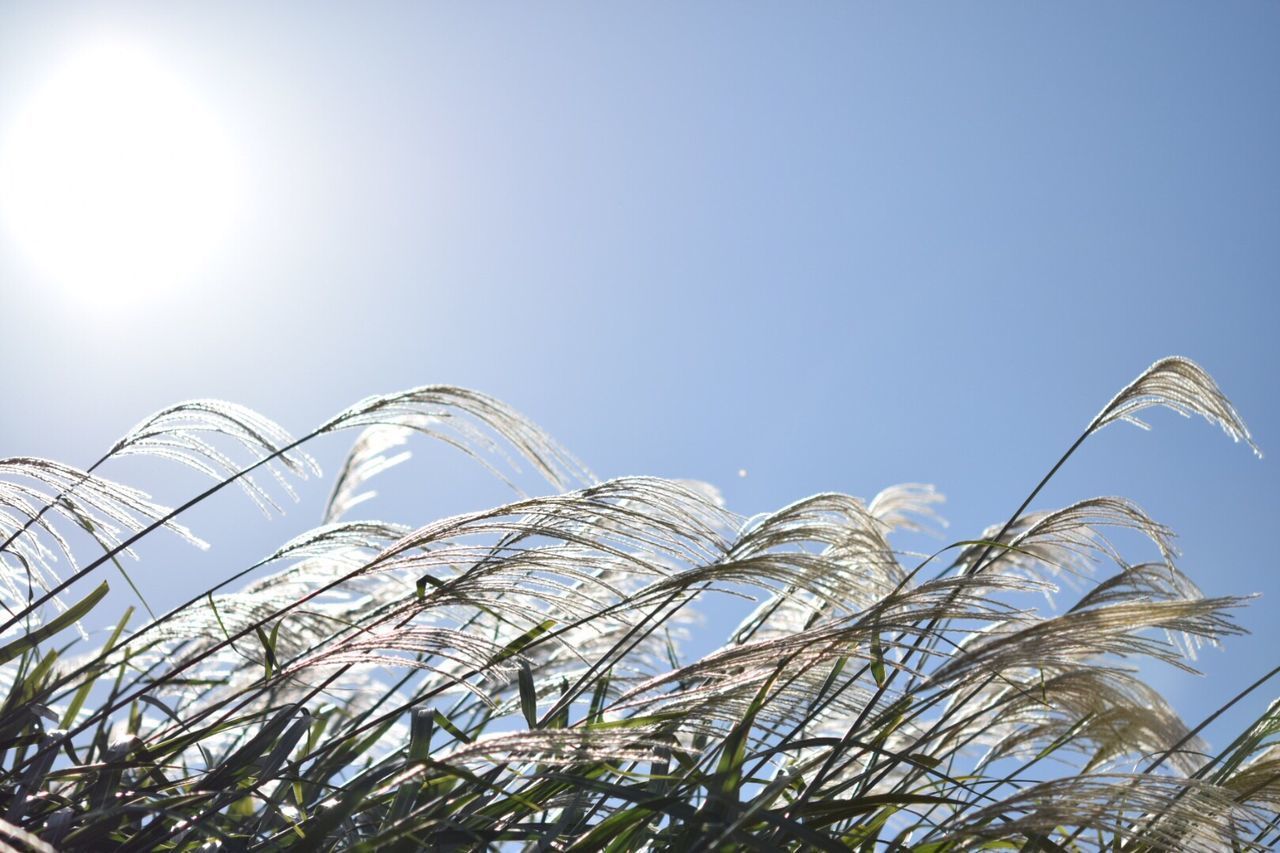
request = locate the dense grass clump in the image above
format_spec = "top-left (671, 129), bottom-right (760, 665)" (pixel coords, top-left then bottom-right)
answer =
top-left (0, 357), bottom-right (1276, 851)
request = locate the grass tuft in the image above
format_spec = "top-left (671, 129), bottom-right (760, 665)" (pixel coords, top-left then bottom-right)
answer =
top-left (0, 356), bottom-right (1274, 850)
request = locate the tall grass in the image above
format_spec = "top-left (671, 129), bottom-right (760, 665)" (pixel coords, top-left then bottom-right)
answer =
top-left (0, 357), bottom-right (1275, 851)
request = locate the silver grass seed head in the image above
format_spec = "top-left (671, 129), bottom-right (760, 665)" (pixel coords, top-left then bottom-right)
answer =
top-left (1090, 356), bottom-right (1261, 457)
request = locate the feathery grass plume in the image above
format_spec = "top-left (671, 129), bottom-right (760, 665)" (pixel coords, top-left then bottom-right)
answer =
top-left (958, 666), bottom-right (1208, 775)
top-left (0, 458), bottom-right (206, 553)
top-left (107, 399), bottom-right (321, 517)
top-left (868, 482), bottom-right (947, 536)
top-left (956, 496), bottom-right (1179, 595)
top-left (319, 385), bottom-right (595, 493)
top-left (323, 425), bottom-right (415, 523)
top-left (0, 458), bottom-right (206, 625)
top-left (0, 356), bottom-right (1272, 851)
top-left (931, 596), bottom-right (1248, 684)
top-left (727, 492), bottom-right (907, 644)
top-left (1088, 355), bottom-right (1261, 456)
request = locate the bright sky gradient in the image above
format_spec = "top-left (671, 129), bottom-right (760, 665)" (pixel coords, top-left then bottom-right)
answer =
top-left (1, 3), bottom-right (1277, 743)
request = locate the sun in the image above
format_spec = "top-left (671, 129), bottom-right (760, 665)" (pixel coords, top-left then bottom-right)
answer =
top-left (0, 40), bottom-right (241, 305)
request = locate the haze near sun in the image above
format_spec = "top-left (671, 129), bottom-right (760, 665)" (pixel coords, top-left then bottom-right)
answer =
top-left (0, 39), bottom-right (241, 307)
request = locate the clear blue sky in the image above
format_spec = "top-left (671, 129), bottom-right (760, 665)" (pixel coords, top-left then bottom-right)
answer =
top-left (1, 3), bottom-right (1277, 744)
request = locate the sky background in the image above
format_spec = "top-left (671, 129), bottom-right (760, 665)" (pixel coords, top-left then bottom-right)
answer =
top-left (1, 2), bottom-right (1278, 745)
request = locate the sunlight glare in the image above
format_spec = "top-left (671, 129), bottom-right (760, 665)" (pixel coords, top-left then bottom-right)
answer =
top-left (0, 40), bottom-right (241, 305)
